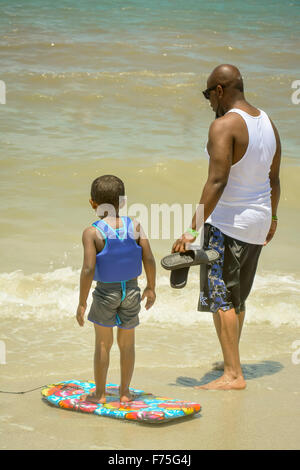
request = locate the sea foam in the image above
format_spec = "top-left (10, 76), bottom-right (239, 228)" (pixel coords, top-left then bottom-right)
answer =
top-left (0, 267), bottom-right (299, 327)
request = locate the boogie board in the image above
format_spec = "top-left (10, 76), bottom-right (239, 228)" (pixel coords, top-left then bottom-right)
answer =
top-left (41, 380), bottom-right (201, 424)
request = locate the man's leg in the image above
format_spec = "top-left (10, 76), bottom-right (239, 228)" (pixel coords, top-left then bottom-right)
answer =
top-left (85, 324), bottom-right (113, 403)
top-left (196, 307), bottom-right (246, 390)
top-left (238, 310), bottom-right (245, 342)
top-left (117, 327), bottom-right (135, 402)
top-left (213, 308), bottom-right (245, 370)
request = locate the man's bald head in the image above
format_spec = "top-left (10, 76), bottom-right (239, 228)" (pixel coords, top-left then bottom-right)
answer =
top-left (208, 64), bottom-right (244, 93)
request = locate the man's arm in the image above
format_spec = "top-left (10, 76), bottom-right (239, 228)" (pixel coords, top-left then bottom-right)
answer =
top-left (76, 227), bottom-right (97, 326)
top-left (199, 117), bottom-right (233, 219)
top-left (173, 117), bottom-right (233, 252)
top-left (264, 121), bottom-right (281, 245)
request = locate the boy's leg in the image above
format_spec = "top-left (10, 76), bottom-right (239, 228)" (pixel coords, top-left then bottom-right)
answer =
top-left (117, 327), bottom-right (135, 402)
top-left (85, 324), bottom-right (113, 403)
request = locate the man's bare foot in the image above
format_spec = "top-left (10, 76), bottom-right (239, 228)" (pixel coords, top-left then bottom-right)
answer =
top-left (194, 375), bottom-right (246, 391)
top-left (81, 392), bottom-right (106, 404)
top-left (212, 361), bottom-right (224, 371)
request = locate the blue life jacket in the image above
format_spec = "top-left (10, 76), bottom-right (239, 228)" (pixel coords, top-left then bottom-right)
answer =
top-left (92, 216), bottom-right (142, 283)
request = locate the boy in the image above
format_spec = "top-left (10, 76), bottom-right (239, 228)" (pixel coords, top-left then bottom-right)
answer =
top-left (76, 175), bottom-right (156, 404)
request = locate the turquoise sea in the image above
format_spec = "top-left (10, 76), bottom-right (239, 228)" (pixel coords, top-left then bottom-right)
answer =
top-left (1, 0), bottom-right (299, 163)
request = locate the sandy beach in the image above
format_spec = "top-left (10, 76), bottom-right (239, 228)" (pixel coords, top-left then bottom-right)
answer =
top-left (1, 316), bottom-right (299, 450)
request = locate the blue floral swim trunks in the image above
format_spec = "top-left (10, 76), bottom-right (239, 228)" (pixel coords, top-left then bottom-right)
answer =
top-left (198, 224), bottom-right (263, 314)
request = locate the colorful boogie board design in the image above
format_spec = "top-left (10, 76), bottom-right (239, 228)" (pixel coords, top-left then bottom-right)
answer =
top-left (41, 380), bottom-right (201, 423)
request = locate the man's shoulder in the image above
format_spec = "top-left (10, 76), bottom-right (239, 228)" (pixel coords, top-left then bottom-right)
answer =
top-left (208, 113), bottom-right (238, 137)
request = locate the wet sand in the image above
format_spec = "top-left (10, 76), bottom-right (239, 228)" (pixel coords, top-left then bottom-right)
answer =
top-left (1, 321), bottom-right (299, 450)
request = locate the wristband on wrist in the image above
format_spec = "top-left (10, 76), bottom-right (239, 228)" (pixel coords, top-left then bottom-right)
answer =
top-left (272, 215), bottom-right (278, 222)
top-left (186, 227), bottom-right (199, 237)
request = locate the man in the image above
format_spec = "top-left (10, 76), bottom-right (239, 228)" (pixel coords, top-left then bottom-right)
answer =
top-left (172, 64), bottom-right (281, 390)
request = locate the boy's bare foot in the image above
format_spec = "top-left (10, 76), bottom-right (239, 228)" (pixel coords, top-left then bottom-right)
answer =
top-left (194, 375), bottom-right (246, 391)
top-left (81, 392), bottom-right (106, 404)
top-left (119, 388), bottom-right (136, 403)
top-left (120, 394), bottom-right (134, 403)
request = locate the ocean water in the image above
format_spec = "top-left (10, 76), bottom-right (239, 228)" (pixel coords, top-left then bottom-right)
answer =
top-left (0, 0), bottom-right (300, 329)
top-left (1, 267), bottom-right (300, 328)
top-left (1, 0), bottom-right (299, 163)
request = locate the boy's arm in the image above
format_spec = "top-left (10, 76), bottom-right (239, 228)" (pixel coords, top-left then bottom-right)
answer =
top-left (133, 219), bottom-right (156, 310)
top-left (76, 227), bottom-right (97, 326)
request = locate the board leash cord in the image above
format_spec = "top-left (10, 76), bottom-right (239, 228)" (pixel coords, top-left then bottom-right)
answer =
top-left (0, 385), bottom-right (48, 394)
top-left (0, 379), bottom-right (92, 394)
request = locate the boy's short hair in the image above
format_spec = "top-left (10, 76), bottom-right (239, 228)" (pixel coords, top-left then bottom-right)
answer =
top-left (91, 175), bottom-right (125, 209)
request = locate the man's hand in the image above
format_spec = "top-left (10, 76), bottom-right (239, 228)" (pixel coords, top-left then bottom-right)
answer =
top-left (264, 220), bottom-right (278, 246)
top-left (76, 303), bottom-right (86, 327)
top-left (172, 232), bottom-right (196, 253)
top-left (141, 287), bottom-right (156, 310)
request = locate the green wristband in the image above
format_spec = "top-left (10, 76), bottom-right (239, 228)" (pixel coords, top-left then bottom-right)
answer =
top-left (186, 227), bottom-right (199, 237)
top-left (272, 215), bottom-right (278, 221)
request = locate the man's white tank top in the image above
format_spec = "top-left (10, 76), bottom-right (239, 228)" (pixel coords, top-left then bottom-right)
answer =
top-left (206, 108), bottom-right (276, 245)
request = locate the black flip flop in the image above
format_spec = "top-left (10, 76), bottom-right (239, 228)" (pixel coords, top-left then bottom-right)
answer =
top-left (161, 247), bottom-right (219, 289)
top-left (161, 247), bottom-right (219, 271)
top-left (170, 267), bottom-right (190, 289)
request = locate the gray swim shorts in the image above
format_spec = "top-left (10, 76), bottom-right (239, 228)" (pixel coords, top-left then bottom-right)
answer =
top-left (88, 279), bottom-right (141, 329)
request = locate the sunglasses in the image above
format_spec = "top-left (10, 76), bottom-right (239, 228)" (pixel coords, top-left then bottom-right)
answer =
top-left (202, 83), bottom-right (226, 100)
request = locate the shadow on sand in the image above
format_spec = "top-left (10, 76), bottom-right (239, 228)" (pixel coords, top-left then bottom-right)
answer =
top-left (173, 360), bottom-right (284, 388)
